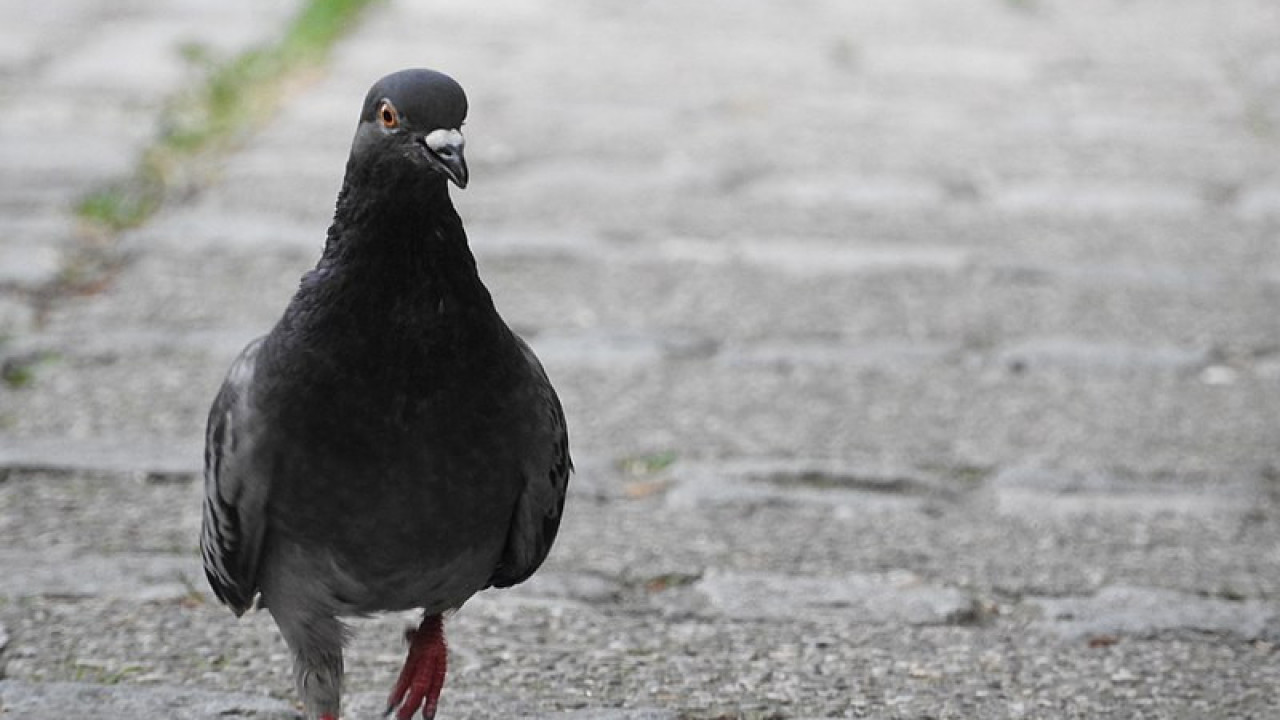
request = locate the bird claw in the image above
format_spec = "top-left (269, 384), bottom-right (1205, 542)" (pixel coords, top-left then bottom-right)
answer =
top-left (385, 615), bottom-right (448, 720)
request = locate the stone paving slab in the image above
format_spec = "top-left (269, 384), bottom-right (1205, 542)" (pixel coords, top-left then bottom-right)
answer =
top-left (689, 570), bottom-right (978, 625)
top-left (0, 435), bottom-right (202, 475)
top-left (1032, 586), bottom-right (1277, 642)
top-left (0, 680), bottom-right (296, 720)
top-left (0, 549), bottom-right (197, 602)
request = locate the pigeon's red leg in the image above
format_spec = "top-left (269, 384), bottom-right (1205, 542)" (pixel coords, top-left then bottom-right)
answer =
top-left (386, 614), bottom-right (448, 720)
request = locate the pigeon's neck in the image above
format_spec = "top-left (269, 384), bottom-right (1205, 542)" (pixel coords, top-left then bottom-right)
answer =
top-left (318, 175), bottom-right (494, 313)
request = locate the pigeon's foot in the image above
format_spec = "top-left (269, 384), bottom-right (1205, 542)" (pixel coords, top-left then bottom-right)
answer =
top-left (386, 613), bottom-right (448, 720)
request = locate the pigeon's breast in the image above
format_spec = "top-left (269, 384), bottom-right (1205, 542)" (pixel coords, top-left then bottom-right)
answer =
top-left (260, 332), bottom-right (540, 613)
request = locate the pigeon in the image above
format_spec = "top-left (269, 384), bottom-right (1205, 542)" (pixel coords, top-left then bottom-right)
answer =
top-left (200, 68), bottom-right (572, 720)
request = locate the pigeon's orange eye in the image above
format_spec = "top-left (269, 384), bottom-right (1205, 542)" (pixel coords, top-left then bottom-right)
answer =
top-left (378, 100), bottom-right (399, 129)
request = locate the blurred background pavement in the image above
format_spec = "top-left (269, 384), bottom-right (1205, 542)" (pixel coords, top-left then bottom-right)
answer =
top-left (1, 1), bottom-right (1278, 718)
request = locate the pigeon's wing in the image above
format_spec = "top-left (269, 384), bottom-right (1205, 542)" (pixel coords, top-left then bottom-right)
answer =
top-left (200, 336), bottom-right (271, 616)
top-left (489, 339), bottom-right (572, 589)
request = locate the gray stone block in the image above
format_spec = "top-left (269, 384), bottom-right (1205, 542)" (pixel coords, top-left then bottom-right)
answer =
top-left (0, 242), bottom-right (61, 289)
top-left (522, 711), bottom-right (677, 720)
top-left (0, 434), bottom-right (201, 476)
top-left (693, 570), bottom-right (977, 626)
top-left (1033, 585), bottom-right (1278, 640)
top-left (0, 549), bottom-right (200, 601)
top-left (0, 681), bottom-right (296, 719)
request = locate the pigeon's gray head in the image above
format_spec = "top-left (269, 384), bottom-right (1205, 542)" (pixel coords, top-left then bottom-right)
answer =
top-left (351, 68), bottom-right (469, 189)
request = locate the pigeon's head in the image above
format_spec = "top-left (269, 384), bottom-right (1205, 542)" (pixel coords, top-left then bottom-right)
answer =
top-left (350, 68), bottom-right (469, 189)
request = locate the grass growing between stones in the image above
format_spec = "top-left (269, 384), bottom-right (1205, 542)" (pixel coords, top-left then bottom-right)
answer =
top-left (1, 350), bottom-right (59, 389)
top-left (76, 184), bottom-right (157, 233)
top-left (618, 450), bottom-right (679, 476)
top-left (74, 0), bottom-right (382, 233)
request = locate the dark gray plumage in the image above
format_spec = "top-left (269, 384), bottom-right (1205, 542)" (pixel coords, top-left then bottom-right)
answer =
top-left (200, 68), bottom-right (571, 720)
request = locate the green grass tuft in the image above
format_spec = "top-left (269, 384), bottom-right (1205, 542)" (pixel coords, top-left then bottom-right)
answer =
top-left (2, 351), bottom-right (59, 389)
top-left (618, 451), bottom-right (679, 476)
top-left (76, 180), bottom-right (162, 232)
top-left (284, 0), bottom-right (379, 57)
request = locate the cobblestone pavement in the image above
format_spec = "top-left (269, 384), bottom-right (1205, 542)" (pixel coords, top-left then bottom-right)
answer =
top-left (2, 1), bottom-right (1279, 718)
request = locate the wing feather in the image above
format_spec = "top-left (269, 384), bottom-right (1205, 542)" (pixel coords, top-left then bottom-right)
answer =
top-left (489, 339), bottom-right (572, 589)
top-left (200, 337), bottom-right (270, 615)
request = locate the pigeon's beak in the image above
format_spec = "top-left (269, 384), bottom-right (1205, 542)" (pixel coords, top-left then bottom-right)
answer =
top-left (422, 128), bottom-right (468, 189)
